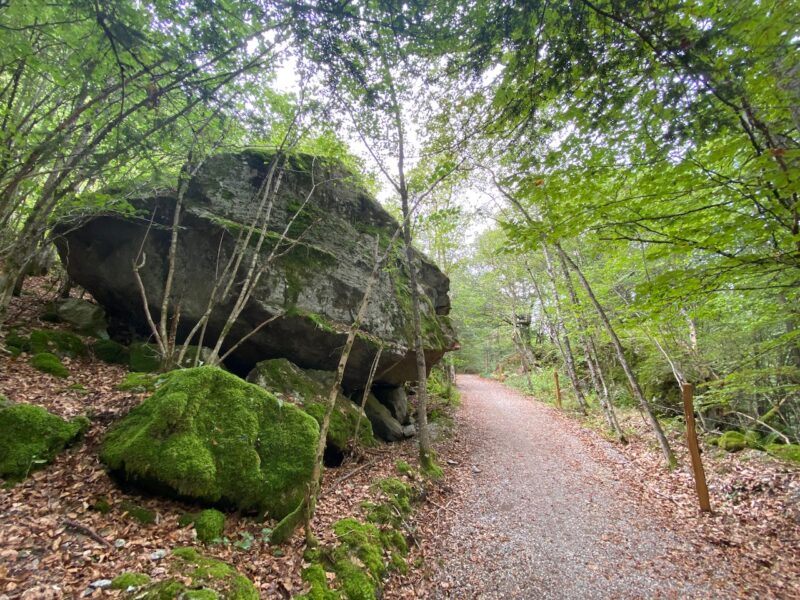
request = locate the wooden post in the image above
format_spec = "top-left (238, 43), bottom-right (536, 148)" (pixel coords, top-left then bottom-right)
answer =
top-left (554, 369), bottom-right (562, 409)
top-left (682, 383), bottom-right (711, 512)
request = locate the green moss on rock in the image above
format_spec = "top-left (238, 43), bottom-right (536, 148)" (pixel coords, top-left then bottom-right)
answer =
top-left (0, 403), bottom-right (89, 482)
top-left (5, 330), bottom-right (30, 355)
top-left (132, 548), bottom-right (257, 600)
top-left (116, 372), bottom-right (161, 393)
top-left (92, 339), bottom-right (129, 365)
top-left (100, 367), bottom-right (319, 519)
top-left (111, 572), bottom-right (151, 590)
top-left (247, 359), bottom-right (374, 453)
top-left (31, 352), bottom-right (69, 378)
top-left (129, 342), bottom-right (161, 372)
top-left (717, 430), bottom-right (762, 453)
top-left (29, 329), bottom-right (87, 357)
top-left (194, 509), bottom-right (226, 543)
top-left (765, 443), bottom-right (800, 463)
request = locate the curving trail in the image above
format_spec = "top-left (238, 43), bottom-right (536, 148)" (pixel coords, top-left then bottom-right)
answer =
top-left (428, 375), bottom-right (735, 599)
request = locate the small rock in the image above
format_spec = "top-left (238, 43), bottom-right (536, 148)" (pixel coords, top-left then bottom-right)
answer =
top-left (114, 539), bottom-right (126, 548)
top-left (471, 466), bottom-right (481, 473)
top-left (150, 549), bottom-right (167, 560)
top-left (447, 459), bottom-right (458, 465)
top-left (89, 579), bottom-right (112, 589)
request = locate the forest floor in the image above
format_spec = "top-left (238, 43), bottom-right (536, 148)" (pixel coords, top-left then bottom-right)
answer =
top-left (0, 278), bottom-right (460, 599)
top-left (425, 375), bottom-right (800, 599)
top-left (2, 280), bottom-right (799, 599)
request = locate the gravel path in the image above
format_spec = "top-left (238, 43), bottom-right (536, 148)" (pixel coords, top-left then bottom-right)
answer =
top-left (429, 375), bottom-right (735, 599)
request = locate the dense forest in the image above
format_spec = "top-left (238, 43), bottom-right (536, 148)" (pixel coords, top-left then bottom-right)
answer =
top-left (0, 0), bottom-right (798, 598)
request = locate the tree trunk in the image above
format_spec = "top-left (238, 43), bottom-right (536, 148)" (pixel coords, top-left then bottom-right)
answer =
top-left (556, 243), bottom-right (674, 467)
top-left (542, 244), bottom-right (588, 413)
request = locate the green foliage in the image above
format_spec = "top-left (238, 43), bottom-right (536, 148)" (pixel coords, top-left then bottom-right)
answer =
top-left (194, 509), bottom-right (226, 544)
top-left (427, 368), bottom-right (460, 406)
top-left (31, 352), bottom-right (69, 378)
top-left (0, 403), bottom-right (88, 482)
top-left (100, 367), bottom-right (319, 519)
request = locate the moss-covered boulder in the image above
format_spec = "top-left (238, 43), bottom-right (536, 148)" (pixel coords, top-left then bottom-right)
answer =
top-left (717, 430), bottom-right (761, 452)
top-left (0, 403), bottom-right (89, 482)
top-left (31, 352), bottom-right (69, 378)
top-left (132, 548), bottom-right (257, 599)
top-left (100, 366), bottom-right (319, 519)
top-left (247, 358), bottom-right (374, 452)
top-left (765, 443), bottom-right (800, 463)
top-left (91, 339), bottom-right (129, 365)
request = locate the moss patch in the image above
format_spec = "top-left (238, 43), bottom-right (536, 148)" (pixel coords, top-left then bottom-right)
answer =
top-left (31, 352), bottom-right (69, 378)
top-left (0, 403), bottom-right (89, 482)
top-left (29, 329), bottom-right (87, 357)
top-left (129, 342), bottom-right (161, 373)
top-left (194, 509), bottom-right (226, 543)
top-left (91, 339), bottom-right (129, 365)
top-left (296, 480), bottom-right (414, 600)
top-left (121, 500), bottom-right (156, 525)
top-left (247, 359), bottom-right (375, 453)
top-left (765, 443), bottom-right (800, 463)
top-left (134, 548), bottom-right (256, 599)
top-left (101, 366), bottom-right (319, 520)
top-left (116, 372), bottom-right (161, 393)
top-left (111, 572), bottom-right (151, 590)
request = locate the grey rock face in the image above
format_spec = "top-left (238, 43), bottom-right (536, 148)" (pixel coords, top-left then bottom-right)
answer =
top-left (364, 393), bottom-right (407, 442)
top-left (54, 151), bottom-right (455, 388)
top-left (372, 386), bottom-right (409, 425)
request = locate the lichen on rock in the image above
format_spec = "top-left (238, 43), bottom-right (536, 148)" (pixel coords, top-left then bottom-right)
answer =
top-left (0, 403), bottom-right (89, 482)
top-left (100, 366), bottom-right (319, 519)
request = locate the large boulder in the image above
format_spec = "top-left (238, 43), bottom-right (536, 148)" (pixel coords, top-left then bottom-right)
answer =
top-left (100, 366), bottom-right (319, 519)
top-left (246, 358), bottom-right (374, 452)
top-left (54, 151), bottom-right (456, 389)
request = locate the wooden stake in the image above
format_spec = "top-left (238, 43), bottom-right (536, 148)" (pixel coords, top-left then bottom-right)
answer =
top-left (554, 369), bottom-right (562, 409)
top-left (682, 383), bottom-right (711, 512)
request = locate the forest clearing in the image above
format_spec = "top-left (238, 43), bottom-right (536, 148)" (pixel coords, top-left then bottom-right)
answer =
top-left (1, 1), bottom-right (799, 598)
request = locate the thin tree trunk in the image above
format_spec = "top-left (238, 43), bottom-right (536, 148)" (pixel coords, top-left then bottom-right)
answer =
top-left (556, 243), bottom-right (674, 466)
top-left (542, 244), bottom-right (588, 413)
